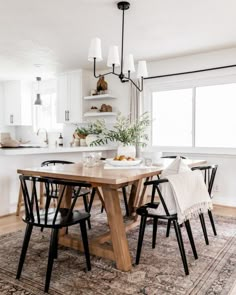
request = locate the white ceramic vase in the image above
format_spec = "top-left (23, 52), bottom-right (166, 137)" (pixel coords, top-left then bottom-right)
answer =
top-left (117, 144), bottom-right (136, 158)
top-left (85, 134), bottom-right (98, 146)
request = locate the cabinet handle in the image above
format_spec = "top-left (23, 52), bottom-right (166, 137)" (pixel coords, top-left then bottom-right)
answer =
top-left (67, 110), bottom-right (70, 121)
top-left (10, 114), bottom-right (13, 124)
top-left (65, 110), bottom-right (70, 121)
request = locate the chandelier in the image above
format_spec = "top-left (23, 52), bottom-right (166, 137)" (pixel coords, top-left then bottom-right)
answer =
top-left (88, 1), bottom-right (148, 92)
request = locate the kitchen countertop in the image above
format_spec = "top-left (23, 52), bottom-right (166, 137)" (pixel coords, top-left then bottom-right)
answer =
top-left (0, 145), bottom-right (116, 156)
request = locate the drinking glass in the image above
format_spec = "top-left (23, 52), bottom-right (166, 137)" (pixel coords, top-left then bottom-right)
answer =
top-left (83, 152), bottom-right (96, 167)
top-left (144, 158), bottom-right (152, 167)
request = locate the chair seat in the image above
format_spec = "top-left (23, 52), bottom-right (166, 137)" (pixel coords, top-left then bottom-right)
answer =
top-left (22, 208), bottom-right (90, 228)
top-left (136, 203), bottom-right (177, 220)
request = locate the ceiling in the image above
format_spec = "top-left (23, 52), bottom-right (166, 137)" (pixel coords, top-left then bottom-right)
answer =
top-left (0, 0), bottom-right (236, 80)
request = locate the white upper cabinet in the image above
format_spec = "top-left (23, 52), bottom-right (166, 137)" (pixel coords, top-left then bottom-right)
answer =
top-left (57, 70), bottom-right (89, 123)
top-left (3, 81), bottom-right (32, 126)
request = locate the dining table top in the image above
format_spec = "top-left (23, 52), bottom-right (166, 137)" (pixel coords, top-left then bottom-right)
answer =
top-left (17, 158), bottom-right (206, 187)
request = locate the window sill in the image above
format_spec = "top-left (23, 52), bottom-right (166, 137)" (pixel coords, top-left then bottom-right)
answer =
top-left (152, 146), bottom-right (236, 157)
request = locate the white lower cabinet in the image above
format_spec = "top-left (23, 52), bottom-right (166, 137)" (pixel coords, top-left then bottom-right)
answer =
top-left (57, 70), bottom-right (89, 123)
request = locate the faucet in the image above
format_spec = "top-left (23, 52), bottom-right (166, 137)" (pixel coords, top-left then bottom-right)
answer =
top-left (37, 128), bottom-right (48, 146)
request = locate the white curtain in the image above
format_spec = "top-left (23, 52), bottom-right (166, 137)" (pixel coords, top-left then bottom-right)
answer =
top-left (130, 80), bottom-right (143, 157)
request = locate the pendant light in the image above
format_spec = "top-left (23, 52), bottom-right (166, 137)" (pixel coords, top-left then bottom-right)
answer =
top-left (88, 1), bottom-right (148, 92)
top-left (34, 77), bottom-right (42, 105)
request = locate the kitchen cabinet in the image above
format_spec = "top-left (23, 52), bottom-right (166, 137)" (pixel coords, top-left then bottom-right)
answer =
top-left (57, 70), bottom-right (90, 123)
top-left (3, 81), bottom-right (32, 126)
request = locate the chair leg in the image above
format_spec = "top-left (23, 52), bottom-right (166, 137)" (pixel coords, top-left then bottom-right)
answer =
top-left (16, 186), bottom-right (23, 216)
top-left (151, 185), bottom-right (156, 203)
top-left (83, 195), bottom-right (91, 230)
top-left (88, 188), bottom-right (96, 212)
top-left (122, 186), bottom-right (129, 216)
top-left (199, 213), bottom-right (209, 245)
top-left (152, 218), bottom-right (158, 249)
top-left (16, 224), bottom-right (33, 279)
top-left (208, 210), bottom-right (217, 236)
top-left (166, 220), bottom-right (171, 237)
top-left (185, 220), bottom-right (198, 259)
top-left (80, 220), bottom-right (91, 271)
top-left (135, 215), bottom-right (147, 265)
top-left (173, 220), bottom-right (189, 275)
top-left (54, 229), bottom-right (59, 259)
top-left (44, 229), bottom-right (58, 293)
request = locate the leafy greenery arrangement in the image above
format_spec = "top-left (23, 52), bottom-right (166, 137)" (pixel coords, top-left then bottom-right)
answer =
top-left (91, 112), bottom-right (150, 147)
top-left (75, 119), bottom-right (106, 139)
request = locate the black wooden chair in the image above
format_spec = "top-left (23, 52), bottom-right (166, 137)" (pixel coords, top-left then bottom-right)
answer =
top-left (191, 164), bottom-right (218, 242)
top-left (41, 160), bottom-right (92, 229)
top-left (16, 175), bottom-right (91, 293)
top-left (153, 156), bottom-right (186, 235)
top-left (136, 178), bottom-right (198, 276)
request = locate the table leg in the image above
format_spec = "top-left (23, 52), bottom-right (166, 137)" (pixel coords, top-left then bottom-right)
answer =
top-left (102, 186), bottom-right (132, 271)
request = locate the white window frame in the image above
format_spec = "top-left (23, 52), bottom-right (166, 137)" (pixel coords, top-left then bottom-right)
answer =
top-left (143, 73), bottom-right (236, 155)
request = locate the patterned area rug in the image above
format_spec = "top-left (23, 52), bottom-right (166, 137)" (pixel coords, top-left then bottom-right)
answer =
top-left (1, 209), bottom-right (236, 295)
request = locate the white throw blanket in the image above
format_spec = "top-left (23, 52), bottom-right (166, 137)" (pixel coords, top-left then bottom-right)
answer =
top-left (166, 170), bottom-right (213, 224)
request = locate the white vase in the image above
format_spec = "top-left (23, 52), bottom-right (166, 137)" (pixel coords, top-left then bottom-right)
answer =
top-left (85, 134), bottom-right (98, 146)
top-left (117, 144), bottom-right (136, 158)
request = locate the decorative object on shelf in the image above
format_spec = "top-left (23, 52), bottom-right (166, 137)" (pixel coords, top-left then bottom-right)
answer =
top-left (100, 104), bottom-right (112, 112)
top-left (90, 112), bottom-right (150, 156)
top-left (88, 1), bottom-right (148, 92)
top-left (96, 76), bottom-right (108, 94)
top-left (34, 77), bottom-right (42, 105)
top-left (90, 106), bottom-right (99, 113)
top-left (90, 89), bottom-right (97, 96)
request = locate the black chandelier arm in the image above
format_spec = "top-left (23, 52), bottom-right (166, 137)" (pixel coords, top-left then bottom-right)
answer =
top-left (93, 58), bottom-right (117, 78)
top-left (123, 75), bottom-right (143, 92)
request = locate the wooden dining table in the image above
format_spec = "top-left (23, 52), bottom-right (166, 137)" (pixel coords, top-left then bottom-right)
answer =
top-left (17, 158), bottom-right (206, 272)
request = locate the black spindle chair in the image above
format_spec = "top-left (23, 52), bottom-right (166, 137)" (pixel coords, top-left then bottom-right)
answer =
top-left (41, 160), bottom-right (92, 229)
top-left (136, 178), bottom-right (198, 276)
top-left (191, 165), bottom-right (218, 241)
top-left (16, 175), bottom-right (91, 293)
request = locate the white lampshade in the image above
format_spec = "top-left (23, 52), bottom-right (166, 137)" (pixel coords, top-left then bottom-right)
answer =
top-left (124, 54), bottom-right (135, 73)
top-left (88, 38), bottom-right (103, 62)
top-left (107, 45), bottom-right (120, 67)
top-left (137, 61), bottom-right (148, 78)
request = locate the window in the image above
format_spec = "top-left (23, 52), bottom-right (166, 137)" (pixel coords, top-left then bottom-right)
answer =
top-left (33, 93), bottom-right (62, 132)
top-left (152, 89), bottom-right (192, 146)
top-left (196, 84), bottom-right (236, 148)
top-left (150, 82), bottom-right (236, 149)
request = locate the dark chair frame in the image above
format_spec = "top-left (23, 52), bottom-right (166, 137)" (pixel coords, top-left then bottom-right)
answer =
top-left (41, 160), bottom-right (92, 229)
top-left (191, 165), bottom-right (218, 239)
top-left (16, 175), bottom-right (91, 293)
top-left (136, 178), bottom-right (198, 276)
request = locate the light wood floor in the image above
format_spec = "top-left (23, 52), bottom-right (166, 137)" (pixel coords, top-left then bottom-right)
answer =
top-left (1, 203), bottom-right (236, 294)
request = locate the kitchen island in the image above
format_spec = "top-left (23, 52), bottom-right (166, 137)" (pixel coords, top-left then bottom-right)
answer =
top-left (0, 145), bottom-right (116, 216)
